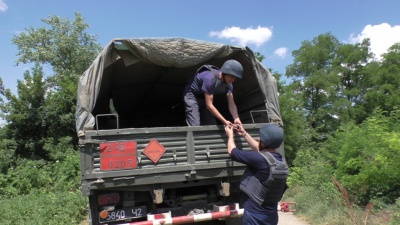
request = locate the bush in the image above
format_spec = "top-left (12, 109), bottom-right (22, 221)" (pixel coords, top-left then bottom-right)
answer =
top-left (0, 159), bottom-right (53, 197)
top-left (52, 152), bottom-right (81, 192)
top-left (0, 151), bottom-right (81, 199)
top-left (0, 135), bottom-right (17, 173)
top-left (328, 110), bottom-right (400, 205)
top-left (0, 191), bottom-right (87, 225)
top-left (286, 110), bottom-right (400, 225)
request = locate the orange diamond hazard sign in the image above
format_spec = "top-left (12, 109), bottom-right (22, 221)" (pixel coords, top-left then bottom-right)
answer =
top-left (143, 138), bottom-right (166, 163)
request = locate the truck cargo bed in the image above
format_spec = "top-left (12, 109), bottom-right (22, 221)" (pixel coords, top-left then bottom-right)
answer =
top-left (80, 123), bottom-right (266, 196)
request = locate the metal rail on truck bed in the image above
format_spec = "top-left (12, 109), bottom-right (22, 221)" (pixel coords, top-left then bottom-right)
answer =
top-left (79, 123), bottom-right (266, 196)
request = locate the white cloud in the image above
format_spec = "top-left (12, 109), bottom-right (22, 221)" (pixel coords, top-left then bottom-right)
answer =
top-left (274, 47), bottom-right (288, 58)
top-left (348, 23), bottom-right (400, 60)
top-left (0, 0), bottom-right (8, 12)
top-left (209, 26), bottom-right (272, 47)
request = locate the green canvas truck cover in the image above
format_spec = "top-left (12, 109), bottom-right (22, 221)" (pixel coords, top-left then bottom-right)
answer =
top-left (75, 38), bottom-right (282, 136)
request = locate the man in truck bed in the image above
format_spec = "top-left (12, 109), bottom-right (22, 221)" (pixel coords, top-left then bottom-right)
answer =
top-left (184, 59), bottom-right (243, 127)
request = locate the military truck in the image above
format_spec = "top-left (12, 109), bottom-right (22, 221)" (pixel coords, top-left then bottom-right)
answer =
top-left (76, 38), bottom-right (283, 225)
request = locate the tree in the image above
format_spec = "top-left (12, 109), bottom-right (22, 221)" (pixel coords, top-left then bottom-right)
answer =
top-left (286, 33), bottom-right (342, 140)
top-left (0, 65), bottom-right (47, 158)
top-left (12, 12), bottom-right (101, 82)
top-left (0, 13), bottom-right (101, 160)
top-left (264, 68), bottom-right (312, 165)
top-left (363, 43), bottom-right (400, 116)
top-left (254, 52), bottom-right (265, 62)
top-left (278, 80), bottom-right (314, 165)
top-left (334, 39), bottom-right (372, 124)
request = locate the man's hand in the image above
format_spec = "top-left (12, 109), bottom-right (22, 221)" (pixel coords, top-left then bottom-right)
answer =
top-left (236, 124), bottom-right (246, 137)
top-left (224, 125), bottom-right (234, 138)
top-left (234, 118), bottom-right (242, 127)
top-left (224, 120), bottom-right (234, 127)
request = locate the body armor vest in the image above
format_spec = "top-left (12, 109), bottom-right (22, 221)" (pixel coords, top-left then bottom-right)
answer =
top-left (240, 151), bottom-right (289, 205)
top-left (193, 65), bottom-right (229, 95)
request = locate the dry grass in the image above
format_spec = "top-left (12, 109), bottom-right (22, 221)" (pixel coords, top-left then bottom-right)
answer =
top-left (333, 178), bottom-right (375, 225)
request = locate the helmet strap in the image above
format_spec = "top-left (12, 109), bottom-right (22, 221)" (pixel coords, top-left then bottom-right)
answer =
top-left (259, 141), bottom-right (268, 151)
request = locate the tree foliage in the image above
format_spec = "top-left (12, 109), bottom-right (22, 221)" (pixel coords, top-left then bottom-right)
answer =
top-left (0, 13), bottom-right (101, 162)
top-left (12, 12), bottom-right (101, 80)
top-left (0, 65), bottom-right (47, 158)
top-left (0, 128), bottom-right (16, 173)
top-left (334, 39), bottom-right (372, 123)
top-left (284, 33), bottom-right (400, 142)
top-left (363, 43), bottom-right (400, 115)
top-left (286, 33), bottom-right (343, 139)
top-left (254, 52), bottom-right (265, 62)
top-left (284, 33), bottom-right (400, 211)
top-left (325, 110), bottom-right (400, 205)
top-left (274, 73), bottom-right (313, 165)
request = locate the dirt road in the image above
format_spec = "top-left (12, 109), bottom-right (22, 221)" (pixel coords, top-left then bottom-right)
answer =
top-left (278, 211), bottom-right (310, 225)
top-left (223, 211), bottom-right (310, 225)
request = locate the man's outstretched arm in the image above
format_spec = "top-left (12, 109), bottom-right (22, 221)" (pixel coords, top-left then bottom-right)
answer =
top-left (224, 126), bottom-right (236, 155)
top-left (205, 93), bottom-right (233, 126)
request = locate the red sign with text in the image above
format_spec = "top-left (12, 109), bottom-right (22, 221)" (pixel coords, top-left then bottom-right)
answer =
top-left (100, 141), bottom-right (137, 171)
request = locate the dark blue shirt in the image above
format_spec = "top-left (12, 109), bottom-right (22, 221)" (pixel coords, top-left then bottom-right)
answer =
top-left (185, 69), bottom-right (233, 95)
top-left (231, 148), bottom-right (283, 214)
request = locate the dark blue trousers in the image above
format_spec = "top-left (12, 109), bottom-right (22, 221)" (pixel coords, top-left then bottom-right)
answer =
top-left (242, 209), bottom-right (278, 225)
top-left (184, 92), bottom-right (216, 126)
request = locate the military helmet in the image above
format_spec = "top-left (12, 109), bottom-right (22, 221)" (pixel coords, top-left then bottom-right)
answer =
top-left (220, 59), bottom-right (243, 79)
top-left (259, 124), bottom-right (283, 148)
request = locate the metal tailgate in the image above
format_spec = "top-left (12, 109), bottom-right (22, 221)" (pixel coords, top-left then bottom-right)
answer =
top-left (79, 124), bottom-right (266, 195)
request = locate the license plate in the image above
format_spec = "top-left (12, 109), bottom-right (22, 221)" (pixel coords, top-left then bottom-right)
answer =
top-left (99, 206), bottom-right (147, 223)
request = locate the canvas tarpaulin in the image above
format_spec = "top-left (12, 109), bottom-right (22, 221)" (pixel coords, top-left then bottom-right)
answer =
top-left (75, 38), bottom-right (282, 136)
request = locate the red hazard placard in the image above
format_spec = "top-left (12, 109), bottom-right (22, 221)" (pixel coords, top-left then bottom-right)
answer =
top-left (100, 141), bottom-right (137, 170)
top-left (143, 138), bottom-right (166, 163)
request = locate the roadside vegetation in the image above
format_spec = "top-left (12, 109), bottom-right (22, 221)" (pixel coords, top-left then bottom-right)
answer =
top-left (283, 110), bottom-right (400, 225)
top-left (277, 33), bottom-right (400, 224)
top-left (0, 14), bottom-right (399, 225)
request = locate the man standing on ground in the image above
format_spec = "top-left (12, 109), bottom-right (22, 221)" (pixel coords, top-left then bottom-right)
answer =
top-left (225, 124), bottom-right (289, 225)
top-left (184, 59), bottom-right (243, 127)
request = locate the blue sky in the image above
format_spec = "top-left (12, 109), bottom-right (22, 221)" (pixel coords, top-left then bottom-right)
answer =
top-left (1, 0), bottom-right (400, 93)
